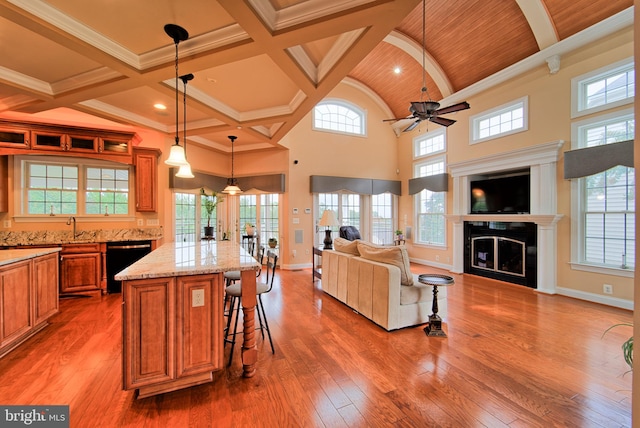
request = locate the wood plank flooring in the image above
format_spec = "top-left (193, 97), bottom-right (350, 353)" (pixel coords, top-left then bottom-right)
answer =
top-left (0, 266), bottom-right (632, 427)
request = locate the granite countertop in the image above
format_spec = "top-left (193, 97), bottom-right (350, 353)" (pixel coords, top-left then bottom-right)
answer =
top-left (115, 240), bottom-right (260, 281)
top-left (0, 227), bottom-right (163, 247)
top-left (0, 247), bottom-right (61, 267)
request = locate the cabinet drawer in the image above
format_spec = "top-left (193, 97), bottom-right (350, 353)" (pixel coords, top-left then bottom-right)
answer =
top-left (61, 243), bottom-right (101, 254)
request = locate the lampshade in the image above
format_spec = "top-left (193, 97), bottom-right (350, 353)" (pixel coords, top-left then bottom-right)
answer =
top-left (175, 162), bottom-right (194, 178)
top-left (165, 143), bottom-right (188, 166)
top-left (319, 210), bottom-right (339, 227)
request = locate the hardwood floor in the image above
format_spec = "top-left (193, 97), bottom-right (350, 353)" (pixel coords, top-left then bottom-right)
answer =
top-left (0, 265), bottom-right (632, 427)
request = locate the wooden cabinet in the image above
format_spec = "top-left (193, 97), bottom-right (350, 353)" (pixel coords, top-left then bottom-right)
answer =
top-left (60, 243), bottom-right (102, 294)
top-left (133, 147), bottom-right (160, 212)
top-left (0, 252), bottom-right (59, 358)
top-left (0, 119), bottom-right (135, 164)
top-left (0, 123), bottom-right (30, 149)
top-left (122, 274), bottom-right (224, 398)
top-left (33, 253), bottom-right (59, 325)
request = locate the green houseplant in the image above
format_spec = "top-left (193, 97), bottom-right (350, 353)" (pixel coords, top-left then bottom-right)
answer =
top-left (395, 229), bottom-right (404, 241)
top-left (200, 188), bottom-right (223, 238)
top-left (603, 323), bottom-right (633, 371)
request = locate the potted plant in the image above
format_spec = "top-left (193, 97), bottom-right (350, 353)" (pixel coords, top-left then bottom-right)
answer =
top-left (245, 223), bottom-right (256, 236)
top-left (268, 237), bottom-right (278, 248)
top-left (200, 188), bottom-right (223, 238)
top-left (395, 229), bottom-right (404, 241)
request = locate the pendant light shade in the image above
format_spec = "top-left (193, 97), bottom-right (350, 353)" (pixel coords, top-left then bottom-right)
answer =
top-left (175, 162), bottom-right (194, 178)
top-left (223, 135), bottom-right (242, 194)
top-left (163, 23), bottom-right (192, 172)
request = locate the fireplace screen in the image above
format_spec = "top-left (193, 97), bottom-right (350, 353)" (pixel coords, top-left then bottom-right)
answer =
top-left (471, 236), bottom-right (525, 277)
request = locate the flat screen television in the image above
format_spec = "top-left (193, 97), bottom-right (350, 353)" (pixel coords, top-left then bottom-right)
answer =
top-left (470, 171), bottom-right (530, 214)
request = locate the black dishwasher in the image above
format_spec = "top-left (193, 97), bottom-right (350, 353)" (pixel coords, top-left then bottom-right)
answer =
top-left (106, 241), bottom-right (152, 293)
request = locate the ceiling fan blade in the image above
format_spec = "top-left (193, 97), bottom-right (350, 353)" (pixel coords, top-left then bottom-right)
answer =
top-left (429, 116), bottom-right (456, 127)
top-left (403, 120), bottom-right (421, 132)
top-left (383, 116), bottom-right (412, 122)
top-left (435, 101), bottom-right (470, 115)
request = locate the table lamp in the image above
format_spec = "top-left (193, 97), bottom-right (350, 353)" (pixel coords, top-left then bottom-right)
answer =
top-left (319, 210), bottom-right (339, 249)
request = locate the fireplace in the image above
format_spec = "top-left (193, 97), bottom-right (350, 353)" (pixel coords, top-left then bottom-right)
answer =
top-left (464, 221), bottom-right (537, 287)
top-left (448, 141), bottom-right (564, 294)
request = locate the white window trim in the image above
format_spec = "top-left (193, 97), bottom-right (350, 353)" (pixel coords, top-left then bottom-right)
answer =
top-left (569, 108), bottom-right (635, 276)
top-left (312, 98), bottom-right (368, 137)
top-left (13, 155), bottom-right (135, 223)
top-left (570, 57), bottom-right (634, 119)
top-left (469, 96), bottom-right (528, 144)
top-left (413, 128), bottom-right (446, 160)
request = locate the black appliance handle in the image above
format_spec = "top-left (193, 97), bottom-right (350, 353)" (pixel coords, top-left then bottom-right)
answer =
top-left (108, 244), bottom-right (151, 250)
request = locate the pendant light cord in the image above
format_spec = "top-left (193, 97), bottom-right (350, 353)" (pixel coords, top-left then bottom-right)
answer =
top-left (174, 40), bottom-right (180, 145)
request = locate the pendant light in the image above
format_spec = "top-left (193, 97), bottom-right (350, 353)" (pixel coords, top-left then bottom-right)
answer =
top-left (222, 135), bottom-right (242, 195)
top-left (164, 24), bottom-right (191, 168)
top-left (175, 73), bottom-right (194, 178)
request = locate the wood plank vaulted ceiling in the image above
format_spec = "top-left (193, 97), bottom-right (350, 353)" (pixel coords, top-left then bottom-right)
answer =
top-left (0, 0), bottom-right (633, 153)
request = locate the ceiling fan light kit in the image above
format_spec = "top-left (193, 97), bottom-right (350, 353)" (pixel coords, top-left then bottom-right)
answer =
top-left (384, 0), bottom-right (469, 132)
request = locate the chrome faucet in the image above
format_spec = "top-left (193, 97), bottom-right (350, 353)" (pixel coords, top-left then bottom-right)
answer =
top-left (66, 216), bottom-right (76, 239)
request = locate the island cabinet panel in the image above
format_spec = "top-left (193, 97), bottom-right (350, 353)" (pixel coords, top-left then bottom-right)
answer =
top-left (0, 261), bottom-right (32, 348)
top-left (176, 274), bottom-right (224, 377)
top-left (33, 253), bottom-right (59, 325)
top-left (123, 277), bottom-right (175, 390)
top-left (122, 273), bottom-right (225, 398)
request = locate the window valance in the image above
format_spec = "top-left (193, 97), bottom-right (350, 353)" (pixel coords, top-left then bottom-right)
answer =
top-left (408, 173), bottom-right (449, 194)
top-left (564, 140), bottom-right (634, 179)
top-left (310, 175), bottom-right (401, 195)
top-left (170, 169), bottom-right (285, 193)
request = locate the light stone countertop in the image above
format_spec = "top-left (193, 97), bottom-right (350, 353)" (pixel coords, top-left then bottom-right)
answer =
top-left (114, 240), bottom-right (259, 281)
top-left (0, 247), bottom-right (61, 267)
top-left (0, 227), bottom-right (163, 247)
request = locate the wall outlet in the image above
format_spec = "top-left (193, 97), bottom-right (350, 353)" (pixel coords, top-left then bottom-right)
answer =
top-left (137, 219), bottom-right (143, 226)
top-left (435, 255), bottom-right (440, 261)
top-left (292, 249), bottom-right (296, 258)
top-left (192, 289), bottom-right (205, 307)
top-left (2, 220), bottom-right (10, 228)
top-left (603, 284), bottom-right (613, 295)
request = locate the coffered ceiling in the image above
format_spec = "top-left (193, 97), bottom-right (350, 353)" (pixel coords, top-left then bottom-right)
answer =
top-left (0, 0), bottom-right (633, 153)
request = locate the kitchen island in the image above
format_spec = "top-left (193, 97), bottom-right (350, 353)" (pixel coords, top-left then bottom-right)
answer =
top-left (115, 240), bottom-right (260, 398)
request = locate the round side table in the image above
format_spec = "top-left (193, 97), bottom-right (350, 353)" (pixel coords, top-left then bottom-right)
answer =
top-left (418, 274), bottom-right (455, 337)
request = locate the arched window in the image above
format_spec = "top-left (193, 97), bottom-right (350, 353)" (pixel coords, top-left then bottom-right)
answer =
top-left (313, 100), bottom-right (366, 136)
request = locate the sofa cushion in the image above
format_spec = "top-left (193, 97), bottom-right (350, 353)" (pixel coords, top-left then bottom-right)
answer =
top-left (334, 237), bottom-right (360, 255)
top-left (400, 274), bottom-right (432, 304)
top-left (356, 241), bottom-right (414, 286)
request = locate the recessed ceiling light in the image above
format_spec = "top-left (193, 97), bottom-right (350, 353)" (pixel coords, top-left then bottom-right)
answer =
top-left (393, 67), bottom-right (401, 74)
top-left (154, 103), bottom-right (167, 110)
top-left (207, 77), bottom-right (217, 84)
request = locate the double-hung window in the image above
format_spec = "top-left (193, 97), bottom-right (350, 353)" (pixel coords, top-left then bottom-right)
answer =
top-left (570, 58), bottom-right (635, 273)
top-left (21, 156), bottom-right (131, 218)
top-left (413, 129), bottom-right (446, 246)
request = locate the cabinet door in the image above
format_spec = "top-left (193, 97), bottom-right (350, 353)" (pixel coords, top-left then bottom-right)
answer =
top-left (134, 147), bottom-right (159, 212)
top-left (122, 277), bottom-right (175, 389)
top-left (31, 130), bottom-right (67, 151)
top-left (176, 275), bottom-right (224, 378)
top-left (33, 253), bottom-right (59, 325)
top-left (0, 125), bottom-right (30, 149)
top-left (60, 252), bottom-right (101, 293)
top-left (0, 260), bottom-right (32, 348)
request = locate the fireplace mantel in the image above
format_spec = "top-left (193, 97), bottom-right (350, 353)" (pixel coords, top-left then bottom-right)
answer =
top-left (447, 141), bottom-right (565, 294)
top-left (446, 214), bottom-right (563, 227)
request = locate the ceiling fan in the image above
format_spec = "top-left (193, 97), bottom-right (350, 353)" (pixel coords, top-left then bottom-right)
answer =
top-left (384, 0), bottom-right (469, 132)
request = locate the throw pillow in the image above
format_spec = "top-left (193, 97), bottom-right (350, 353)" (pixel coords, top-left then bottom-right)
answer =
top-left (356, 241), bottom-right (414, 286)
top-left (333, 237), bottom-right (359, 255)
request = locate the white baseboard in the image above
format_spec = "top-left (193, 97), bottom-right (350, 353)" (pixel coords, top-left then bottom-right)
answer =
top-left (280, 262), bottom-right (312, 271)
top-left (555, 287), bottom-right (633, 310)
top-left (409, 258), bottom-right (454, 271)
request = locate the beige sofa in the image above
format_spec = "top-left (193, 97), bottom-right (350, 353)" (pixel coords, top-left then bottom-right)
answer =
top-left (321, 238), bottom-right (447, 331)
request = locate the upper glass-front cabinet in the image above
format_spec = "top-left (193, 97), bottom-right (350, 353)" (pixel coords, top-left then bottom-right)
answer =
top-left (0, 125), bottom-right (30, 149)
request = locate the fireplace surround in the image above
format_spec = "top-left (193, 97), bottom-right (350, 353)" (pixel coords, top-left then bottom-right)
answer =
top-left (448, 141), bottom-right (564, 293)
